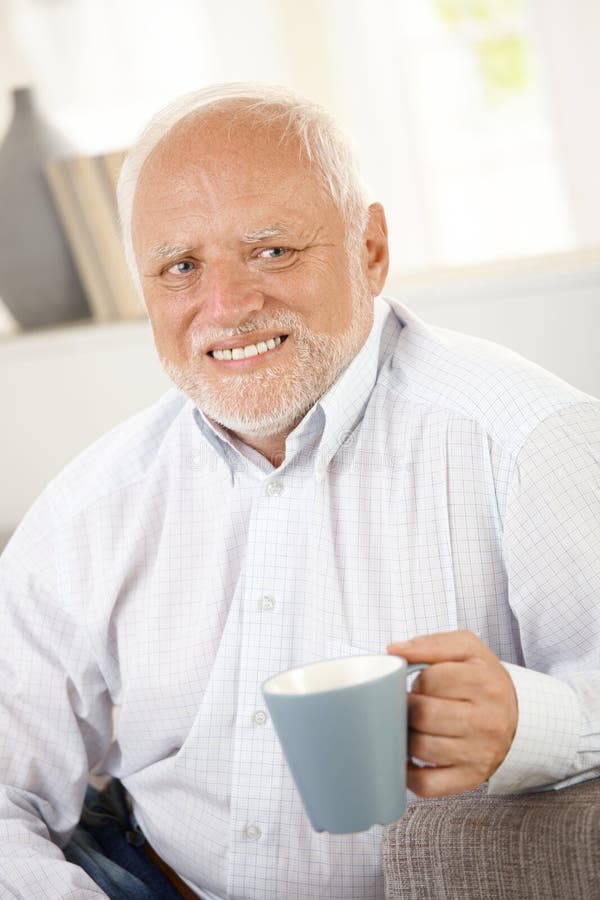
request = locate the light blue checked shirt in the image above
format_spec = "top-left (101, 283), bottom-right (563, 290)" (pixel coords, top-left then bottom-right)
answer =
top-left (1, 296), bottom-right (599, 899)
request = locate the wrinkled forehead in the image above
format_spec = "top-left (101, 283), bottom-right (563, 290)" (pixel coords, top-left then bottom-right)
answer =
top-left (134, 107), bottom-right (329, 214)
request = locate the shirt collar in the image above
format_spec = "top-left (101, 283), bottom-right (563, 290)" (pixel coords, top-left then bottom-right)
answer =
top-left (192, 296), bottom-right (391, 479)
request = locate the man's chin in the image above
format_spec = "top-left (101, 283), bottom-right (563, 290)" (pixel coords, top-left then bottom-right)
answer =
top-left (201, 403), bottom-right (308, 441)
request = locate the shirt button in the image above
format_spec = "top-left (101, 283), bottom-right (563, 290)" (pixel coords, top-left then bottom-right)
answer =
top-left (252, 709), bottom-right (268, 726)
top-left (265, 480), bottom-right (283, 497)
top-left (259, 594), bottom-right (276, 611)
top-left (245, 823), bottom-right (262, 841)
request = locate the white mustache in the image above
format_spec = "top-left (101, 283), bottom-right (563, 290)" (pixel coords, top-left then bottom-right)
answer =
top-left (190, 310), bottom-right (306, 354)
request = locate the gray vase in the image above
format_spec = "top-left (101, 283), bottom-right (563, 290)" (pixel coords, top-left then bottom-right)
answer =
top-left (0, 87), bottom-right (90, 329)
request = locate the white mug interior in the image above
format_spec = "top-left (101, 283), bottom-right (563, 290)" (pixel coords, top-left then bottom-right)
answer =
top-left (263, 654), bottom-right (405, 696)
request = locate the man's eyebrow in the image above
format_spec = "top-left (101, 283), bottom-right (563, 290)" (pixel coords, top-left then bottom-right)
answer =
top-left (242, 225), bottom-right (292, 243)
top-left (147, 243), bottom-right (194, 264)
top-left (146, 225), bottom-right (303, 262)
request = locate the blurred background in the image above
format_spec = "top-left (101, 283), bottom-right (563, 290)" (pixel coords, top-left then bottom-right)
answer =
top-left (1, 0), bottom-right (599, 537)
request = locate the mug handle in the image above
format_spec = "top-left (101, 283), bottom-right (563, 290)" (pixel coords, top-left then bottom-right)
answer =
top-left (407, 663), bottom-right (428, 677)
top-left (405, 663), bottom-right (429, 764)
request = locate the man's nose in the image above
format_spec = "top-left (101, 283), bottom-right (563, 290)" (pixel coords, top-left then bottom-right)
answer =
top-left (200, 259), bottom-right (265, 327)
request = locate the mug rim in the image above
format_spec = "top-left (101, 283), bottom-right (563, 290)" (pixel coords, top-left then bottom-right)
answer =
top-left (261, 653), bottom-right (406, 697)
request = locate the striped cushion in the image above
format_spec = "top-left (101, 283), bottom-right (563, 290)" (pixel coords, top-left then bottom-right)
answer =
top-left (383, 778), bottom-right (600, 899)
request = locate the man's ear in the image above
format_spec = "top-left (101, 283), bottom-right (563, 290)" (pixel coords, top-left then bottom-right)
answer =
top-left (363, 203), bottom-right (389, 296)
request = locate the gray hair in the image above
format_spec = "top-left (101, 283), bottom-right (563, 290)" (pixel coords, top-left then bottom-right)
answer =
top-left (116, 82), bottom-right (372, 301)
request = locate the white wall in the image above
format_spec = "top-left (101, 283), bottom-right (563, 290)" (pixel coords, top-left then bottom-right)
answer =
top-left (529, 0), bottom-right (600, 246)
top-left (388, 248), bottom-right (600, 400)
top-left (0, 319), bottom-right (170, 535)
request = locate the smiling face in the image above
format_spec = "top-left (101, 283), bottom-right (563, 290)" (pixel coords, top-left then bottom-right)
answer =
top-left (131, 109), bottom-right (388, 453)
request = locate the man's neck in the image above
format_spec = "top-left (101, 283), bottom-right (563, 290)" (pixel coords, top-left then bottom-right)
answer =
top-left (225, 426), bottom-right (291, 469)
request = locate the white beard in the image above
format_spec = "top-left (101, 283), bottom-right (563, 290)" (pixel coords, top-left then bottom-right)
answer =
top-left (161, 296), bottom-right (372, 439)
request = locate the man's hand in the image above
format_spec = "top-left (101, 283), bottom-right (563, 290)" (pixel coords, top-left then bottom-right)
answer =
top-left (387, 630), bottom-right (518, 797)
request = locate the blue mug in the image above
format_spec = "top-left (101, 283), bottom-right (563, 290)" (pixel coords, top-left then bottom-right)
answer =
top-left (262, 654), bottom-right (426, 834)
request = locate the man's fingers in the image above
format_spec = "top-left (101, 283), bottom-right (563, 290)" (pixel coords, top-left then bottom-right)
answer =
top-left (407, 693), bottom-right (469, 737)
top-left (388, 629), bottom-right (490, 665)
top-left (408, 732), bottom-right (469, 767)
top-left (409, 660), bottom-right (487, 700)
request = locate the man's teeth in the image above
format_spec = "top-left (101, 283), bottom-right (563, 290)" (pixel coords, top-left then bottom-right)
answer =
top-left (211, 336), bottom-right (282, 361)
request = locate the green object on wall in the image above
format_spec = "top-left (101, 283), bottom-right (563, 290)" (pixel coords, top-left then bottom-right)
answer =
top-left (476, 33), bottom-right (527, 93)
top-left (433, 0), bottom-right (530, 98)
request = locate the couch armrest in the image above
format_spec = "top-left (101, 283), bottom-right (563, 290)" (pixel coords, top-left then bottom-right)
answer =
top-left (383, 778), bottom-right (600, 899)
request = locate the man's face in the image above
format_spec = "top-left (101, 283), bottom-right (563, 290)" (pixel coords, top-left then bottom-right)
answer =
top-left (132, 112), bottom-right (387, 441)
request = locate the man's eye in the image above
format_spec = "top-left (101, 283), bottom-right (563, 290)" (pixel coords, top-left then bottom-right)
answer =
top-left (166, 260), bottom-right (195, 275)
top-left (258, 247), bottom-right (290, 259)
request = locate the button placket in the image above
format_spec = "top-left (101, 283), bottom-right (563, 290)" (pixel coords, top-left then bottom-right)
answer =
top-left (230, 474), bottom-right (294, 872)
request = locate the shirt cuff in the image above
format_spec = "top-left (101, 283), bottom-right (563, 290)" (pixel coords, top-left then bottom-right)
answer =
top-left (487, 662), bottom-right (582, 795)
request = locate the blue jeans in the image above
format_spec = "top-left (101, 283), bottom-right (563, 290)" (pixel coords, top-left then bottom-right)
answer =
top-left (63, 779), bottom-right (185, 899)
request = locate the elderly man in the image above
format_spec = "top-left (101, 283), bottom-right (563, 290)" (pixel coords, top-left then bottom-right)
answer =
top-left (0, 82), bottom-right (598, 900)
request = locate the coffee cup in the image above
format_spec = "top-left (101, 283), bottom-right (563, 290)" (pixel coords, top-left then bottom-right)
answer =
top-left (262, 654), bottom-right (426, 834)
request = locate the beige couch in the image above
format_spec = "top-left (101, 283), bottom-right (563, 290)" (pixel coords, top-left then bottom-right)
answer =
top-left (382, 778), bottom-right (600, 899)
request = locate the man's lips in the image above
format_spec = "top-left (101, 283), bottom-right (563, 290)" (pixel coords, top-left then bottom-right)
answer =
top-left (206, 331), bottom-right (288, 354)
top-left (206, 333), bottom-right (288, 363)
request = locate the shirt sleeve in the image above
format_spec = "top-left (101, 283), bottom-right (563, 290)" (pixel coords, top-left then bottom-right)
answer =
top-left (0, 491), bottom-right (112, 898)
top-left (488, 401), bottom-right (600, 795)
